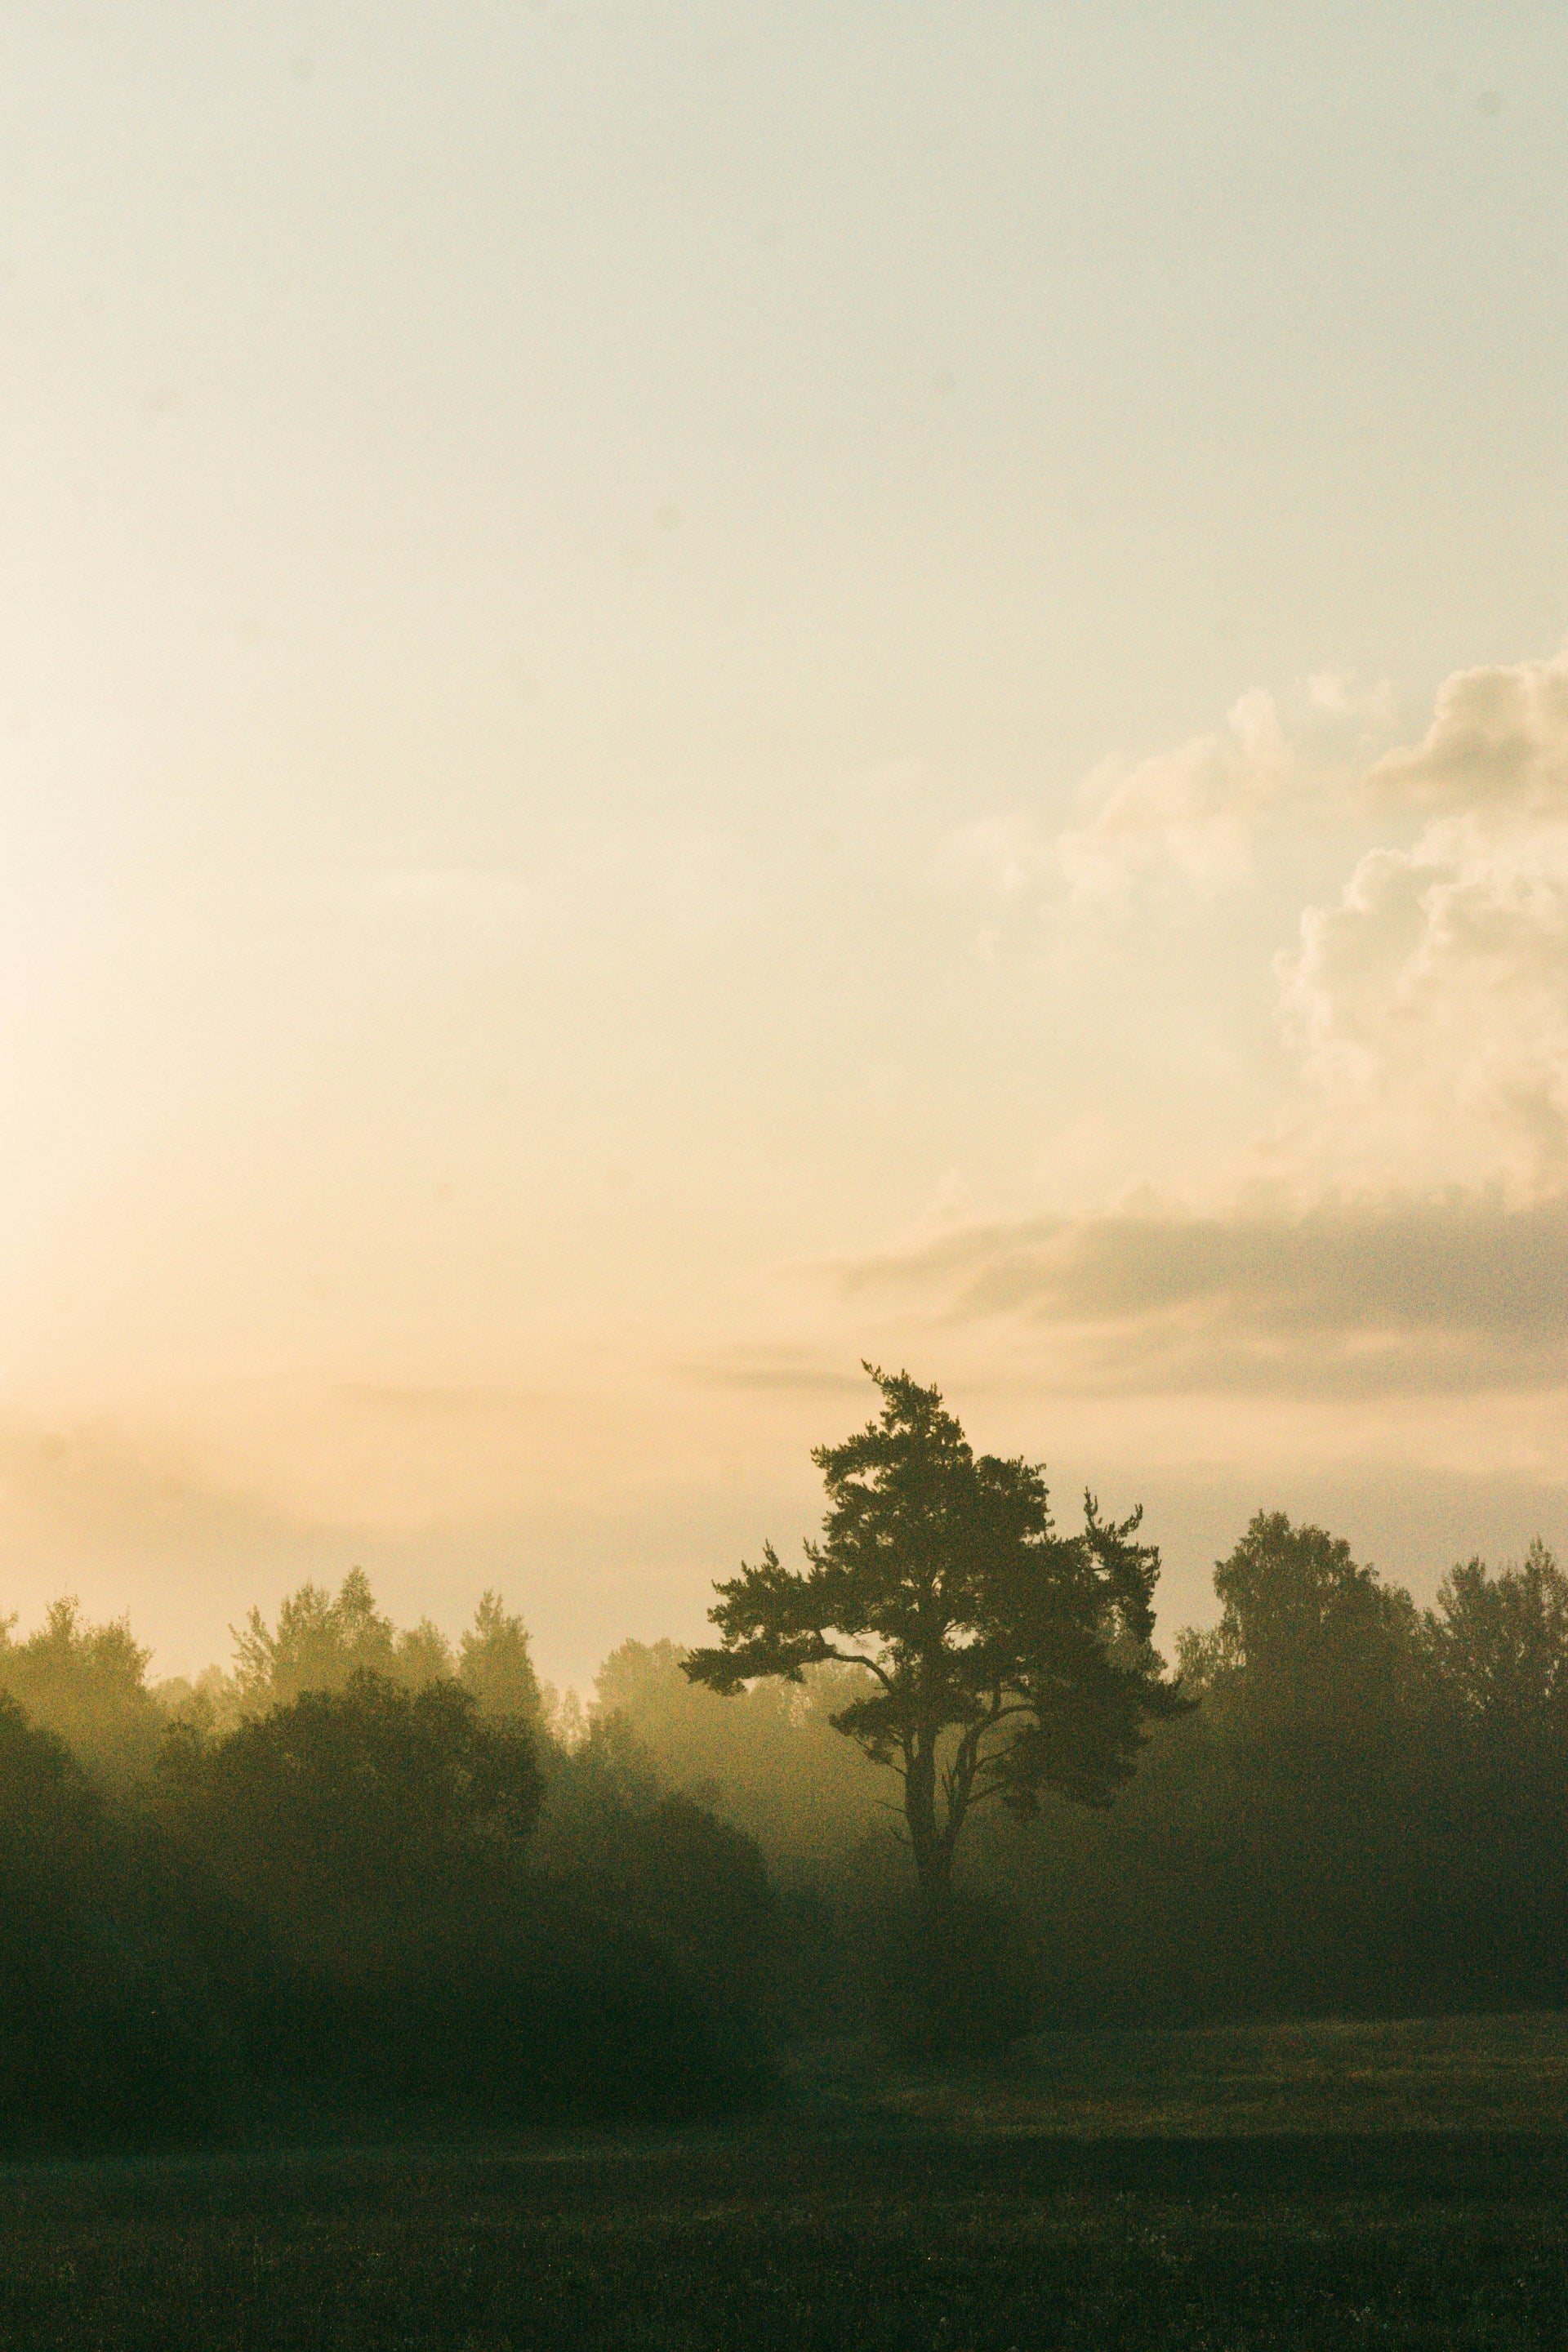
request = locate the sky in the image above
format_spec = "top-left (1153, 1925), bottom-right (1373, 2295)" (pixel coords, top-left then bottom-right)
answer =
top-left (4, 2), bottom-right (1568, 1685)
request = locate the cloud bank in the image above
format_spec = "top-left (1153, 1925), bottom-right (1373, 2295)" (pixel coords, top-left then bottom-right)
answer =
top-left (825, 1192), bottom-right (1568, 1398)
top-left (898, 653), bottom-right (1568, 1398)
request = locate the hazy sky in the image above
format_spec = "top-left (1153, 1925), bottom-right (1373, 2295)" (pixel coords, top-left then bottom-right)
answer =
top-left (5, 3), bottom-right (1568, 1682)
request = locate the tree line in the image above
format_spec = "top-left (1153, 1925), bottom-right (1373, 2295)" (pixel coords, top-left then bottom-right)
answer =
top-left (4, 1366), bottom-right (1567, 2143)
top-left (0, 1579), bottom-right (772, 2149)
top-left (605, 1374), bottom-right (1568, 2046)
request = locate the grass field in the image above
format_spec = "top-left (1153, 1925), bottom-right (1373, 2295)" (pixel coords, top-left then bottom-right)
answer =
top-left (6, 2016), bottom-right (1568, 2350)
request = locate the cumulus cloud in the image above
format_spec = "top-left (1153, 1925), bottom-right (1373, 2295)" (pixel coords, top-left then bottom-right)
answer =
top-left (963, 672), bottom-right (1396, 909)
top-left (951, 690), bottom-right (1303, 906)
top-left (982, 652), bottom-right (1568, 913)
top-left (867, 651), bottom-right (1568, 1399)
top-left (1055, 688), bottom-right (1296, 899)
top-left (1017, 648), bottom-right (1568, 1195)
top-left (1256, 652), bottom-right (1568, 1196)
top-left (1369, 651), bottom-right (1568, 817)
top-left (1273, 813), bottom-right (1568, 1195)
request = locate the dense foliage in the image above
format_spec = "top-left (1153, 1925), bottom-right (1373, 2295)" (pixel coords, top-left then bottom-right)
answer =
top-left (0, 1605), bottom-right (774, 2149)
top-left (620, 1510), bottom-right (1568, 2036)
top-left (686, 1370), bottom-right (1188, 1899)
top-left (7, 1416), bottom-right (1568, 2143)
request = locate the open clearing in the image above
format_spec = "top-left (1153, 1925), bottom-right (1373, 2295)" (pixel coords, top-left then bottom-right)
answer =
top-left (7, 2015), bottom-right (1568, 2350)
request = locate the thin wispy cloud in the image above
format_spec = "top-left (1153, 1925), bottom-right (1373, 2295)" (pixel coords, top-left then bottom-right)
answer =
top-left (814, 1192), bottom-right (1568, 1399)
top-left (676, 1345), bottom-right (870, 1397)
top-left (343, 827), bottom-right (755, 945)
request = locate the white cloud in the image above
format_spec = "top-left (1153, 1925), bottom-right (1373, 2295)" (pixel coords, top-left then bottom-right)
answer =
top-left (1273, 814), bottom-right (1568, 1196)
top-left (948, 692), bottom-right (1303, 906)
top-left (969, 652), bottom-right (1568, 916)
top-left (1258, 652), bottom-right (1568, 1197)
top-left (843, 651), bottom-right (1568, 1401)
top-left (955, 672), bottom-right (1407, 913)
top-left (1055, 689), bottom-right (1294, 901)
top-left (1012, 648), bottom-right (1568, 1197)
top-left (1370, 651), bottom-right (1568, 817)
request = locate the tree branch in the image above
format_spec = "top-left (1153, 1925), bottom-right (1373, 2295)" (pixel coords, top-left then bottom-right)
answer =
top-left (816, 1642), bottom-right (896, 1695)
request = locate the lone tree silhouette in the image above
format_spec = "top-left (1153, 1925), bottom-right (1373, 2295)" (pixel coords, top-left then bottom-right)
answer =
top-left (684, 1367), bottom-right (1188, 1904)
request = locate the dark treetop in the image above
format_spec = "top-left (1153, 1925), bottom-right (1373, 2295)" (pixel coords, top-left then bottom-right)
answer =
top-left (684, 1368), bottom-right (1189, 1898)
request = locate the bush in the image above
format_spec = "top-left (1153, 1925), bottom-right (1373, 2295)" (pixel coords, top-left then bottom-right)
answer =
top-left (875, 1894), bottom-right (1036, 2059)
top-left (0, 1696), bottom-right (228, 2146)
top-left (142, 1676), bottom-right (776, 2127)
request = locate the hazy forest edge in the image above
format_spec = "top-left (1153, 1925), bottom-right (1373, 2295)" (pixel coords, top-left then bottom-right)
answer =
top-left (6, 1366), bottom-right (1568, 2149)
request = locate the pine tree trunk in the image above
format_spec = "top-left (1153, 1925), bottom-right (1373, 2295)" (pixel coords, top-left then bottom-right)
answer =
top-left (905, 1735), bottom-right (953, 1911)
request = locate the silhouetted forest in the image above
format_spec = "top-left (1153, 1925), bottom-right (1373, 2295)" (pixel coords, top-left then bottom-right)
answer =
top-left (0, 1579), bottom-right (773, 2147)
top-left (593, 1513), bottom-right (1568, 2042)
top-left (5, 1477), bottom-right (1568, 2148)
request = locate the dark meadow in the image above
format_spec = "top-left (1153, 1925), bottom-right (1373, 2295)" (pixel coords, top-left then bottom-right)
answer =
top-left (6, 1373), bottom-right (1568, 2344)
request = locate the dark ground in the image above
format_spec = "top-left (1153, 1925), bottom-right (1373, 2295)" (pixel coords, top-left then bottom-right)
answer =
top-left (7, 2017), bottom-right (1568, 2350)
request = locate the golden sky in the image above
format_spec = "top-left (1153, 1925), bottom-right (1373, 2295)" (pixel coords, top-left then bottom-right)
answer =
top-left (5, 7), bottom-right (1568, 1681)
